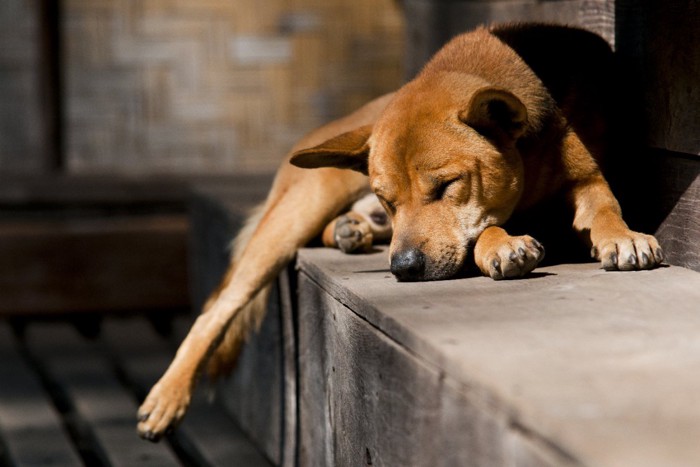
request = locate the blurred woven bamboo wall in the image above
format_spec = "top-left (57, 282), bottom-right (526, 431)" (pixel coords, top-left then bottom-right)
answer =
top-left (0, 0), bottom-right (49, 173)
top-left (64, 0), bottom-right (404, 174)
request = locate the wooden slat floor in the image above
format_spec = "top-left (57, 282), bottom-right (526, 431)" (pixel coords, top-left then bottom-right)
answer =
top-left (0, 315), bottom-right (272, 467)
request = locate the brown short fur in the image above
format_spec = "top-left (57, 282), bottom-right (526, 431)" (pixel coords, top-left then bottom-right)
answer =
top-left (137, 23), bottom-right (662, 441)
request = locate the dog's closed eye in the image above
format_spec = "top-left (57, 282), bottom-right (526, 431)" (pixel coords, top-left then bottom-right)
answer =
top-left (376, 194), bottom-right (396, 215)
top-left (432, 177), bottom-right (467, 202)
top-left (434, 179), bottom-right (458, 200)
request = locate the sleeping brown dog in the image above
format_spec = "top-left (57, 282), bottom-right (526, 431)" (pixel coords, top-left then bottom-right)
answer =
top-left (137, 23), bottom-right (663, 440)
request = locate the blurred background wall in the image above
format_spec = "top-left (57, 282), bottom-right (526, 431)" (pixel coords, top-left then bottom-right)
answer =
top-left (1, 0), bottom-right (404, 176)
top-left (0, 0), bottom-right (50, 173)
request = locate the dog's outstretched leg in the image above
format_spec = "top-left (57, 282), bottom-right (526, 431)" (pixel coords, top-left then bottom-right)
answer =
top-left (137, 167), bottom-right (367, 440)
top-left (137, 93), bottom-right (393, 442)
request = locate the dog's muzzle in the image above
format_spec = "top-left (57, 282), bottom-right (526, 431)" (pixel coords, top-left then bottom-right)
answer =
top-left (390, 248), bottom-right (426, 282)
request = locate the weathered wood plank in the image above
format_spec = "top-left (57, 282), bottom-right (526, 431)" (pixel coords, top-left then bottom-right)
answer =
top-left (0, 215), bottom-right (189, 315)
top-left (577, 0), bottom-right (615, 46)
top-left (216, 291), bottom-right (285, 466)
top-left (297, 274), bottom-right (579, 467)
top-left (298, 276), bottom-right (441, 466)
top-left (297, 247), bottom-right (700, 467)
top-left (654, 153), bottom-right (700, 272)
top-left (278, 268), bottom-right (298, 467)
top-left (0, 322), bottom-right (83, 466)
top-left (24, 323), bottom-right (181, 466)
top-left (101, 317), bottom-right (273, 467)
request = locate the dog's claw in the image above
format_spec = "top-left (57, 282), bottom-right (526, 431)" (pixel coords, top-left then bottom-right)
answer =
top-left (593, 231), bottom-right (662, 271)
top-left (490, 258), bottom-right (503, 280)
top-left (481, 234), bottom-right (544, 280)
top-left (655, 248), bottom-right (664, 262)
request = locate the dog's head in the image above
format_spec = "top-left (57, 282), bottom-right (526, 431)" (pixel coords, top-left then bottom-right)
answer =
top-left (291, 74), bottom-right (528, 281)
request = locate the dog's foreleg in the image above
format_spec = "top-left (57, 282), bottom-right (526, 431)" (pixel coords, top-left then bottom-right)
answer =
top-left (473, 226), bottom-right (546, 280)
top-left (570, 176), bottom-right (663, 270)
top-left (137, 168), bottom-right (368, 441)
top-left (565, 131), bottom-right (663, 270)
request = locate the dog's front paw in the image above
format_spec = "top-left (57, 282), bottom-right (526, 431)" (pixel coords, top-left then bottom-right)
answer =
top-left (476, 235), bottom-right (545, 280)
top-left (137, 380), bottom-right (191, 442)
top-left (592, 231), bottom-right (663, 271)
top-left (334, 213), bottom-right (373, 253)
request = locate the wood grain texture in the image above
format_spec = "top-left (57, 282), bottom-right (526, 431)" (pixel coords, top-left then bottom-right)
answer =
top-left (297, 272), bottom-right (580, 467)
top-left (278, 267), bottom-right (298, 467)
top-left (653, 154), bottom-right (700, 271)
top-left (297, 247), bottom-right (700, 467)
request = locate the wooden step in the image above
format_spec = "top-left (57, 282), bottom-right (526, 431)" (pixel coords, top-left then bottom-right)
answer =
top-left (295, 248), bottom-right (700, 467)
top-left (192, 180), bottom-right (700, 466)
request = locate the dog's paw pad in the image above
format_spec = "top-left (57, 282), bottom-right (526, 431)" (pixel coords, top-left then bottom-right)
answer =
top-left (485, 236), bottom-right (544, 280)
top-left (593, 231), bottom-right (663, 271)
top-left (335, 214), bottom-right (373, 253)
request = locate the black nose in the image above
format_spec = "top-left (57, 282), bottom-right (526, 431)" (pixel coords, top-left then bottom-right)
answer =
top-left (391, 248), bottom-right (426, 281)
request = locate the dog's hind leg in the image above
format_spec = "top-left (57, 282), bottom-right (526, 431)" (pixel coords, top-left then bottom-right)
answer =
top-left (200, 204), bottom-right (270, 378)
top-left (137, 93), bottom-right (393, 441)
top-left (322, 193), bottom-right (392, 253)
top-left (137, 166), bottom-right (368, 440)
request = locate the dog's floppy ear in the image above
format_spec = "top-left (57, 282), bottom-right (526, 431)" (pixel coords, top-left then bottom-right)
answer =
top-left (460, 87), bottom-right (527, 141)
top-left (290, 125), bottom-right (372, 175)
